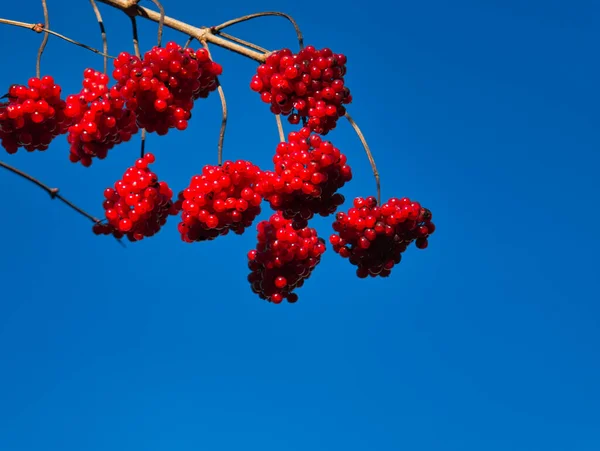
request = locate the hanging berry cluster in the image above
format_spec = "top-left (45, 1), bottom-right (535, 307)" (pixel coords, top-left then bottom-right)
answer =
top-left (2, 33), bottom-right (435, 305)
top-left (0, 76), bottom-right (72, 154)
top-left (250, 46), bottom-right (352, 135)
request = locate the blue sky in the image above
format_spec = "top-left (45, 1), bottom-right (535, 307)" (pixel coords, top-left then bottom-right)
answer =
top-left (1, 0), bottom-right (599, 450)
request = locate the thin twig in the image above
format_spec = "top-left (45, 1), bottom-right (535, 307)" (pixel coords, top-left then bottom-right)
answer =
top-left (183, 35), bottom-right (194, 49)
top-left (140, 128), bottom-right (146, 158)
top-left (89, 0), bottom-right (109, 74)
top-left (275, 115), bottom-right (285, 143)
top-left (215, 31), bottom-right (268, 54)
top-left (202, 41), bottom-right (228, 166)
top-left (130, 15), bottom-right (141, 57)
top-left (147, 0), bottom-right (164, 47)
top-left (0, 18), bottom-right (115, 59)
top-left (36, 0), bottom-right (50, 78)
top-left (212, 11), bottom-right (304, 49)
top-left (0, 160), bottom-right (101, 224)
top-left (96, 0), bottom-right (267, 62)
top-left (344, 112), bottom-right (381, 205)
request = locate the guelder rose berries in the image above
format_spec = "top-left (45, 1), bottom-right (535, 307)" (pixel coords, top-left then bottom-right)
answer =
top-left (111, 42), bottom-right (222, 135)
top-left (65, 69), bottom-right (138, 166)
top-left (247, 212), bottom-right (326, 304)
top-left (256, 126), bottom-right (352, 228)
top-left (250, 46), bottom-right (351, 135)
top-left (330, 196), bottom-right (435, 278)
top-left (93, 153), bottom-right (179, 241)
top-left (177, 160), bottom-right (264, 242)
top-left (0, 76), bottom-right (71, 154)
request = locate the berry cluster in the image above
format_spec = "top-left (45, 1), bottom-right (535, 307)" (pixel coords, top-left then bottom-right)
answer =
top-left (247, 212), bottom-right (326, 303)
top-left (0, 76), bottom-right (71, 154)
top-left (250, 46), bottom-right (351, 135)
top-left (65, 69), bottom-right (138, 166)
top-left (94, 153), bottom-right (179, 241)
top-left (330, 196), bottom-right (435, 278)
top-left (111, 42), bottom-right (222, 135)
top-left (256, 126), bottom-right (352, 228)
top-left (177, 160), bottom-right (264, 242)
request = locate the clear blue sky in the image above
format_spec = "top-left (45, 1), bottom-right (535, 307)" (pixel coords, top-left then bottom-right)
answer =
top-left (1, 1), bottom-right (598, 450)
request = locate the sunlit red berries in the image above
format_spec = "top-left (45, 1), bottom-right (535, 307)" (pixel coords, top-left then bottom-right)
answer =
top-left (256, 126), bottom-right (352, 228)
top-left (247, 212), bottom-right (326, 303)
top-left (95, 153), bottom-right (179, 241)
top-left (330, 196), bottom-right (435, 277)
top-left (0, 76), bottom-right (72, 154)
top-left (250, 46), bottom-right (351, 134)
top-left (111, 42), bottom-right (222, 135)
top-left (176, 160), bottom-right (264, 242)
top-left (65, 68), bottom-right (138, 166)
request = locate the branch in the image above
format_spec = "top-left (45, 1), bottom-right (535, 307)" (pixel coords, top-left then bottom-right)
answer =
top-left (212, 12), bottom-right (303, 49)
top-left (89, 0), bottom-right (109, 73)
top-left (147, 0), bottom-right (164, 47)
top-left (344, 112), bottom-right (381, 205)
top-left (0, 18), bottom-right (115, 59)
top-left (36, 0), bottom-right (50, 78)
top-left (275, 115), bottom-right (285, 143)
top-left (0, 160), bottom-right (101, 224)
top-left (96, 0), bottom-right (267, 62)
top-left (201, 41), bottom-right (228, 166)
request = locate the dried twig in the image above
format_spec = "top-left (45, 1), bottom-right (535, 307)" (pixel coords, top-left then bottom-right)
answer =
top-left (344, 112), bottom-right (381, 204)
top-left (202, 41), bottom-right (228, 165)
top-left (0, 18), bottom-right (114, 59)
top-left (35, 0), bottom-right (50, 77)
top-left (89, 0), bottom-right (109, 73)
top-left (147, 0), bottom-right (164, 47)
top-left (275, 115), bottom-right (285, 143)
top-left (212, 11), bottom-right (303, 49)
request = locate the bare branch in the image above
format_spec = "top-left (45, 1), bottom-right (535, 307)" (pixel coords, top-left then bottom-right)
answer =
top-left (89, 0), bottom-right (109, 74)
top-left (35, 0), bottom-right (50, 78)
top-left (0, 18), bottom-right (115, 59)
top-left (147, 0), bottom-right (164, 47)
top-left (0, 160), bottom-right (101, 224)
top-left (202, 41), bottom-right (228, 166)
top-left (275, 115), bottom-right (285, 143)
top-left (344, 112), bottom-right (381, 205)
top-left (140, 128), bottom-right (147, 158)
top-left (212, 11), bottom-right (303, 49)
top-left (130, 15), bottom-right (141, 57)
top-left (215, 31), bottom-right (268, 54)
top-left (96, 0), bottom-right (267, 62)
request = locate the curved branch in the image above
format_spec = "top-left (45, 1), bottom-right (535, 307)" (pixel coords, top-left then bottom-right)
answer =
top-left (215, 31), bottom-right (268, 54)
top-left (89, 0), bottom-right (109, 74)
top-left (212, 12), bottom-right (303, 49)
top-left (202, 41), bottom-right (228, 165)
top-left (147, 0), bottom-right (164, 47)
top-left (0, 160), bottom-right (101, 224)
top-left (96, 0), bottom-right (267, 62)
top-left (344, 112), bottom-right (381, 205)
top-left (0, 18), bottom-right (115, 59)
top-left (35, 0), bottom-right (50, 78)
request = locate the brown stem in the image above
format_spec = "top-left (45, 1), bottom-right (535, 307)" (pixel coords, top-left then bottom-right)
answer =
top-left (182, 35), bottom-right (194, 49)
top-left (130, 15), bottom-right (141, 57)
top-left (147, 0), bottom-right (164, 47)
top-left (202, 41), bottom-right (228, 165)
top-left (36, 0), bottom-right (50, 78)
top-left (275, 114), bottom-right (285, 142)
top-left (140, 128), bottom-right (146, 158)
top-left (96, 0), bottom-right (267, 62)
top-left (0, 160), bottom-right (101, 224)
top-left (212, 11), bottom-right (303, 49)
top-left (89, 0), bottom-right (109, 74)
top-left (214, 31), bottom-right (268, 54)
top-left (0, 18), bottom-right (115, 59)
top-left (344, 112), bottom-right (381, 205)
